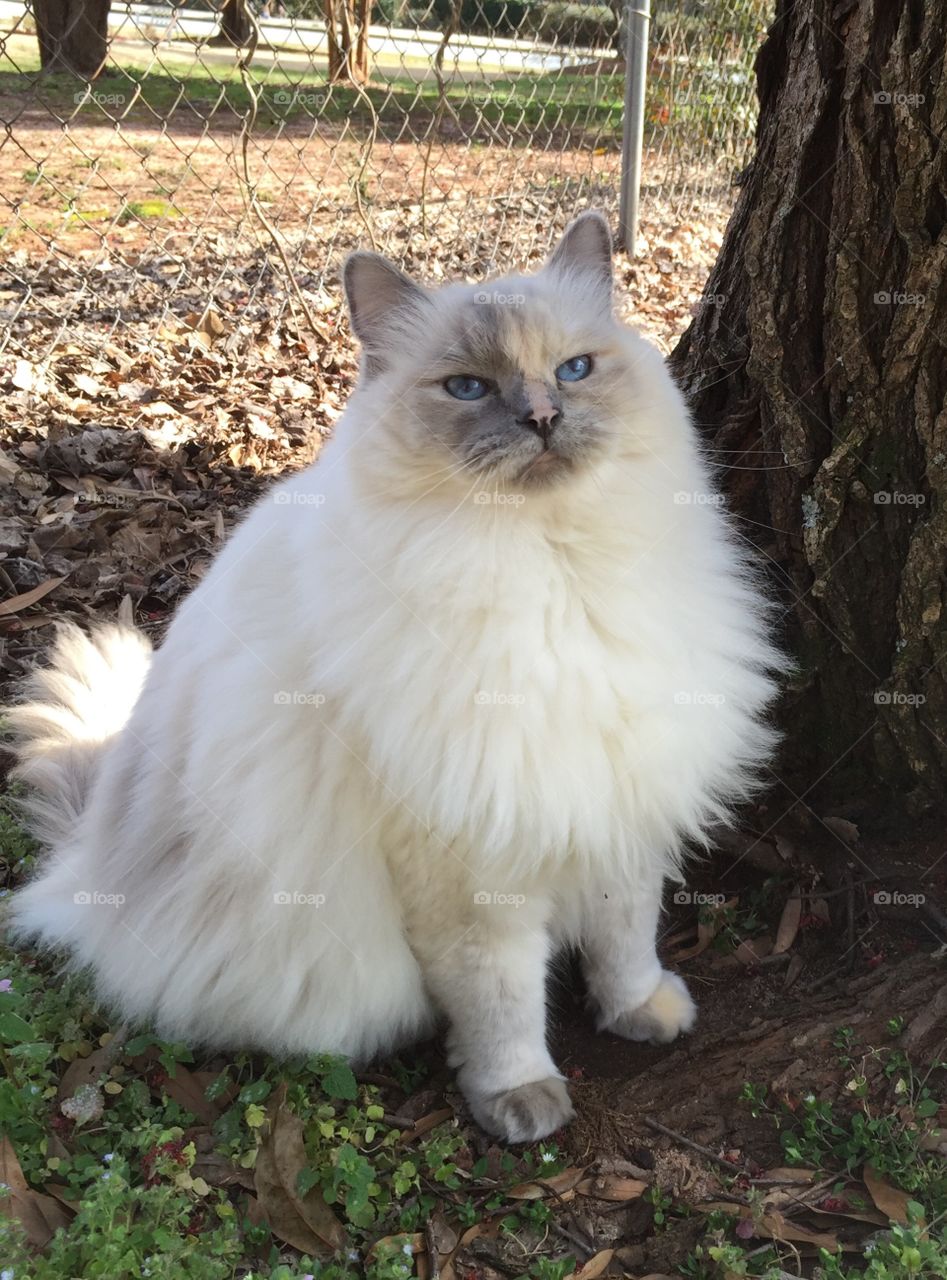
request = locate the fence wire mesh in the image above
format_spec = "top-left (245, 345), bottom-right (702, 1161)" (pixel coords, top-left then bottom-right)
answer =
top-left (0, 0), bottom-right (771, 364)
top-left (0, 0), bottom-right (774, 670)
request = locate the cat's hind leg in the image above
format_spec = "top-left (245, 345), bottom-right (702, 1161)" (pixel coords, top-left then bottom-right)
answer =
top-left (578, 868), bottom-right (696, 1044)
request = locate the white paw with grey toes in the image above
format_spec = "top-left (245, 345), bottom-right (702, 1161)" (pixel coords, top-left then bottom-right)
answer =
top-left (463, 1075), bottom-right (575, 1143)
top-left (601, 971), bottom-right (697, 1044)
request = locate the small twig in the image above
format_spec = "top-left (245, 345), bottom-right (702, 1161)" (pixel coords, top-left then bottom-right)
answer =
top-left (356, 1071), bottom-right (402, 1090)
top-left (424, 1216), bottom-right (441, 1280)
top-left (550, 1219), bottom-right (594, 1261)
top-left (777, 1173), bottom-right (840, 1217)
top-left (524, 1178), bottom-right (596, 1254)
top-left (844, 868), bottom-right (856, 974)
top-left (642, 1116), bottom-right (744, 1173)
top-left (914, 894), bottom-right (947, 946)
top-left (803, 920), bottom-right (878, 994)
top-left (785, 879), bottom-right (874, 900)
top-left (703, 1189), bottom-right (751, 1206)
top-left (468, 1241), bottom-right (531, 1277)
top-left (749, 1176), bottom-right (816, 1186)
top-left (750, 951), bottom-right (793, 968)
top-left (383, 1112), bottom-right (420, 1130)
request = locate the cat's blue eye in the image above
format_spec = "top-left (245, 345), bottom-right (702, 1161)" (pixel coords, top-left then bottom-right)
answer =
top-left (445, 375), bottom-right (489, 401)
top-left (556, 354), bottom-right (593, 382)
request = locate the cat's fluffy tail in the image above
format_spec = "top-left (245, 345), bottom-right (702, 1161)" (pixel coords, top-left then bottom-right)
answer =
top-left (6, 623), bottom-right (152, 846)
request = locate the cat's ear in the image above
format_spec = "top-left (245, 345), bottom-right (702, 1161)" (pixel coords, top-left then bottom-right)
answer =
top-left (343, 252), bottom-right (430, 364)
top-left (546, 211), bottom-right (613, 304)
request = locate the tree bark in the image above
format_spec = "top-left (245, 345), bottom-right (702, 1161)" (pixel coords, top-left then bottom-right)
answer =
top-left (354, 0), bottom-right (371, 81)
top-left (670, 0), bottom-right (947, 816)
top-left (215, 0), bottom-right (253, 48)
top-left (34, 0), bottom-right (109, 78)
top-left (324, 0), bottom-right (370, 83)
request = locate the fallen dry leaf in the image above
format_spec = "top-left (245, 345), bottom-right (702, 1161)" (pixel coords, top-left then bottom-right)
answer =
top-left (0, 576), bottom-right (66, 617)
top-left (785, 953), bottom-right (806, 987)
top-left (190, 1151), bottom-right (256, 1191)
top-left (369, 1232), bottom-right (423, 1261)
top-left (69, 371), bottom-right (105, 397)
top-left (42, 1183), bottom-right (81, 1213)
top-left (184, 308), bottom-right (228, 346)
top-left (733, 935), bottom-right (774, 965)
top-left (669, 895), bottom-right (738, 961)
top-left (397, 1106), bottom-right (454, 1144)
top-left (0, 1136), bottom-right (74, 1247)
top-left (822, 816), bottom-right (860, 845)
top-left (439, 1216), bottom-right (505, 1280)
top-left (864, 1164), bottom-right (919, 1227)
top-left (508, 1166), bottom-right (586, 1199)
top-left (58, 1043), bottom-right (114, 1101)
top-left (254, 1096), bottom-right (348, 1256)
top-left (571, 1248), bottom-right (615, 1279)
top-left (759, 1167), bottom-right (817, 1183)
top-left (576, 1174), bottom-right (648, 1201)
top-left (759, 1208), bottom-right (842, 1248)
top-left (161, 1064), bottom-right (221, 1127)
top-left (773, 890), bottom-right (803, 953)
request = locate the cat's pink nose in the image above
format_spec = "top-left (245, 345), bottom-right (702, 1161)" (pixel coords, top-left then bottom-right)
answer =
top-left (519, 411), bottom-right (561, 450)
top-left (517, 379), bottom-right (561, 446)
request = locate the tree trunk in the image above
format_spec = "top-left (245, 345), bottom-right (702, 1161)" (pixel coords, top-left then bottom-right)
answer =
top-left (216, 0), bottom-right (253, 47)
top-left (670, 0), bottom-right (947, 816)
top-left (354, 0), bottom-right (371, 81)
top-left (324, 0), bottom-right (370, 83)
top-left (33, 0), bottom-right (109, 78)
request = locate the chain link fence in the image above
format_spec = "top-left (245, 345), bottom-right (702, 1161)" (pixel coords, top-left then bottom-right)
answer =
top-left (0, 0), bottom-right (771, 362)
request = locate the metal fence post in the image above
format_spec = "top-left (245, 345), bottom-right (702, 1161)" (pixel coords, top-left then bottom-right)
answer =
top-left (618, 0), bottom-right (651, 256)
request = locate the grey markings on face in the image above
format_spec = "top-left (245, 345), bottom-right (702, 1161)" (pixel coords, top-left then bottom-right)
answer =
top-left (426, 295), bottom-right (604, 486)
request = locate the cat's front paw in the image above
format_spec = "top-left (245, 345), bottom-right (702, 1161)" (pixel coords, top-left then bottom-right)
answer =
top-left (465, 1075), bottom-right (574, 1143)
top-left (603, 970), bottom-right (696, 1044)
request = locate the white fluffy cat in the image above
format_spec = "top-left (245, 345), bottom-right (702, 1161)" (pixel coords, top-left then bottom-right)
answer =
top-left (7, 213), bottom-right (781, 1142)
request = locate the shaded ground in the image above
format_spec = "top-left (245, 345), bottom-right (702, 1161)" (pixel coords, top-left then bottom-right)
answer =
top-left (2, 808), bottom-right (945, 1278)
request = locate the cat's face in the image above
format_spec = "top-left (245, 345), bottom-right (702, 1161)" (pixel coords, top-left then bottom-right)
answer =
top-left (343, 213), bottom-right (632, 492)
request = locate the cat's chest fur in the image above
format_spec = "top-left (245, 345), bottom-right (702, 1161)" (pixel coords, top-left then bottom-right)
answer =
top-left (297, 481), bottom-right (750, 876)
